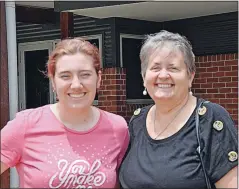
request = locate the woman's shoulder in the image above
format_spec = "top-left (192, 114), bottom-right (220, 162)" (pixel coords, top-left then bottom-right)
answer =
top-left (16, 104), bottom-right (50, 125)
top-left (100, 109), bottom-right (128, 129)
top-left (130, 105), bottom-right (153, 124)
top-left (198, 98), bottom-right (235, 125)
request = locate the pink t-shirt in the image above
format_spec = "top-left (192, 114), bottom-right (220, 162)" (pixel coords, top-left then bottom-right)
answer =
top-left (1, 105), bottom-right (129, 188)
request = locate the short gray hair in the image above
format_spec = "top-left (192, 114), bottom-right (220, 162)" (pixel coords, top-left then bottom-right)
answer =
top-left (140, 30), bottom-right (196, 77)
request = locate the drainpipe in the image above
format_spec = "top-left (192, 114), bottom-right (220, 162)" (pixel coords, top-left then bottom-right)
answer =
top-left (5, 1), bottom-right (19, 188)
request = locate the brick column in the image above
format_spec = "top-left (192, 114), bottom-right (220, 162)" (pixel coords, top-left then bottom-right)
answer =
top-left (98, 68), bottom-right (126, 117)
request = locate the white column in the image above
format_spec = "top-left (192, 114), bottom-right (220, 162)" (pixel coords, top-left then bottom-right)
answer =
top-left (5, 1), bottom-right (19, 188)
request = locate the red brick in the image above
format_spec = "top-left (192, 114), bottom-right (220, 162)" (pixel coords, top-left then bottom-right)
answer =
top-left (201, 83), bottom-right (213, 88)
top-left (219, 66), bottom-right (231, 71)
top-left (207, 89), bottom-right (218, 93)
top-left (99, 96), bottom-right (106, 101)
top-left (107, 95), bottom-right (117, 101)
top-left (194, 89), bottom-right (207, 94)
top-left (216, 54), bottom-right (221, 61)
top-left (211, 55), bottom-right (217, 61)
top-left (206, 55), bottom-right (211, 62)
top-left (213, 94), bottom-right (225, 98)
top-left (102, 101), bottom-right (112, 106)
top-left (200, 93), bottom-right (214, 99)
top-left (219, 77), bottom-right (232, 82)
top-left (117, 90), bottom-right (124, 95)
top-left (200, 72), bottom-right (213, 78)
top-left (207, 67), bottom-right (219, 72)
top-left (197, 67), bottom-right (207, 72)
top-left (221, 54), bottom-right (226, 60)
top-left (220, 99), bottom-right (233, 104)
top-left (225, 71), bottom-right (238, 77)
top-left (232, 99), bottom-right (239, 104)
top-left (213, 72), bottom-right (225, 77)
top-left (233, 109), bottom-right (238, 114)
top-left (219, 88), bottom-right (231, 93)
top-left (102, 90), bottom-right (112, 95)
top-left (213, 83), bottom-right (225, 88)
top-left (121, 75), bottom-right (126, 79)
top-left (226, 82), bottom-right (238, 88)
top-left (210, 99), bottom-right (220, 104)
top-left (225, 60), bottom-right (237, 66)
top-left (200, 62), bottom-right (212, 67)
top-left (226, 104), bottom-right (238, 109)
top-left (226, 93), bottom-right (238, 98)
top-left (232, 88), bottom-right (238, 93)
top-left (192, 83), bottom-right (200, 89)
top-left (106, 85), bottom-right (116, 90)
top-left (106, 75), bottom-right (114, 79)
top-left (212, 61), bottom-right (225, 67)
top-left (99, 86), bottom-right (106, 90)
top-left (232, 77), bottom-right (238, 81)
top-left (116, 80), bottom-right (124, 85)
top-left (207, 78), bottom-right (219, 82)
top-left (226, 54), bottom-right (232, 60)
top-left (102, 80), bottom-right (111, 85)
top-left (231, 66), bottom-right (238, 73)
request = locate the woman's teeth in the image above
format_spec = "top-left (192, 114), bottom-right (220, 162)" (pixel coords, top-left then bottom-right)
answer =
top-left (69, 93), bottom-right (85, 98)
top-left (157, 84), bottom-right (172, 88)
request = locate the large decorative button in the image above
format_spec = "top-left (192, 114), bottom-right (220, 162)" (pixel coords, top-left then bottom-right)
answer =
top-left (213, 121), bottom-right (224, 131)
top-left (134, 108), bottom-right (141, 116)
top-left (228, 151), bottom-right (238, 162)
top-left (198, 106), bottom-right (207, 115)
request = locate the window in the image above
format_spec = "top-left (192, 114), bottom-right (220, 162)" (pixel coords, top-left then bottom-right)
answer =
top-left (120, 34), bottom-right (152, 104)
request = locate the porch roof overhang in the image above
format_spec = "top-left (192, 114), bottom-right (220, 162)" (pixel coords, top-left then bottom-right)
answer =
top-left (54, 1), bottom-right (238, 22)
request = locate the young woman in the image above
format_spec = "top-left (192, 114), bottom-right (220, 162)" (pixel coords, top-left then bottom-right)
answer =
top-left (1, 38), bottom-right (129, 188)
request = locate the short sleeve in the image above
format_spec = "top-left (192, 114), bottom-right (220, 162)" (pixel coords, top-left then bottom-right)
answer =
top-left (117, 129), bottom-right (130, 169)
top-left (1, 111), bottom-right (27, 167)
top-left (199, 102), bottom-right (238, 184)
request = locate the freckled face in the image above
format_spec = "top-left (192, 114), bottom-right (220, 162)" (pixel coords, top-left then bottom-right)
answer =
top-left (52, 53), bottom-right (101, 110)
top-left (143, 44), bottom-right (194, 104)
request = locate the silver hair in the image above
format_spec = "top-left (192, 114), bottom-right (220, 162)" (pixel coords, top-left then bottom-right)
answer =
top-left (140, 30), bottom-right (196, 77)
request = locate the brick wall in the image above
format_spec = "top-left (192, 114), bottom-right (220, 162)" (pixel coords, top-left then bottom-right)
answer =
top-left (98, 53), bottom-right (238, 125)
top-left (193, 53), bottom-right (238, 125)
top-left (98, 68), bottom-right (127, 117)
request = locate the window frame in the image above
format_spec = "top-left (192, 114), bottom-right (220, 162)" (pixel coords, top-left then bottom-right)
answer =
top-left (119, 33), bottom-right (153, 104)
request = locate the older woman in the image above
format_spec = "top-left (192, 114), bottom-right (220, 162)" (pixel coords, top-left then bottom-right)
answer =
top-left (1, 38), bottom-right (129, 188)
top-left (119, 30), bottom-right (238, 188)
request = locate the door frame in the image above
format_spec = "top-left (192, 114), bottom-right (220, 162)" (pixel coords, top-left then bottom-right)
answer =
top-left (18, 39), bottom-right (59, 110)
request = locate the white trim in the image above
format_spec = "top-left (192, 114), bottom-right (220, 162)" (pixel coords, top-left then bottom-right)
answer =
top-left (18, 40), bottom-right (59, 110)
top-left (119, 33), bottom-right (144, 68)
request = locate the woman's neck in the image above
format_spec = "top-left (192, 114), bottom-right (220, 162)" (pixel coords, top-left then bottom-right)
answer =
top-left (154, 94), bottom-right (191, 116)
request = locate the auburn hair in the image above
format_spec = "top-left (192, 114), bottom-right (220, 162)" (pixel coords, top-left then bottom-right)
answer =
top-left (47, 38), bottom-right (101, 78)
